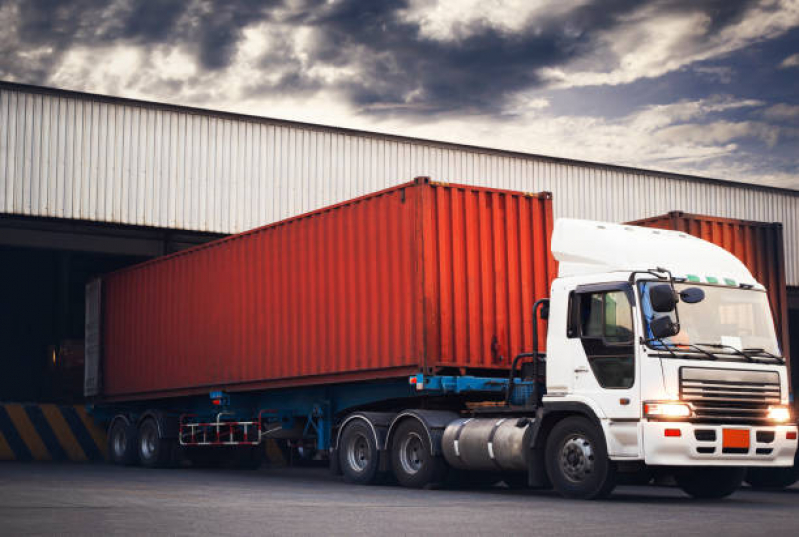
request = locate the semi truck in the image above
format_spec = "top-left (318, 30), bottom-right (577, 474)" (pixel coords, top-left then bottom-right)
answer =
top-left (85, 178), bottom-right (797, 499)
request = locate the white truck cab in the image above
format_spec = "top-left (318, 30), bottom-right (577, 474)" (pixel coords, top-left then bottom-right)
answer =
top-left (542, 219), bottom-right (797, 495)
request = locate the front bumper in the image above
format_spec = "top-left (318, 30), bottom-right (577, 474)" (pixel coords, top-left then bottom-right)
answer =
top-left (643, 421), bottom-right (797, 466)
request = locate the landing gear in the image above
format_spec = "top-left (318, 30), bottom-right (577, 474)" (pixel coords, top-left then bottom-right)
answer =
top-left (545, 417), bottom-right (617, 499)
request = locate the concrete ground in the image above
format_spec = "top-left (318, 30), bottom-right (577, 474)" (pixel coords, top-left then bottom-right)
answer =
top-left (1, 462), bottom-right (797, 536)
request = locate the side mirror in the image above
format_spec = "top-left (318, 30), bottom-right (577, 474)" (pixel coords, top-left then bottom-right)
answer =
top-left (679, 287), bottom-right (705, 304)
top-left (539, 302), bottom-right (550, 320)
top-left (651, 315), bottom-right (679, 339)
top-left (650, 284), bottom-right (678, 312)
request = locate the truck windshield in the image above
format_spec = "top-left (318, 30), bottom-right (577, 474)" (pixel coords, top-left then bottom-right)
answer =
top-left (639, 282), bottom-right (781, 359)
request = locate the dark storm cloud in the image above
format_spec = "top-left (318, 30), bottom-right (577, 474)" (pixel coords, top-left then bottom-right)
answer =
top-left (8, 0), bottom-right (280, 70)
top-left (0, 0), bottom-right (785, 114)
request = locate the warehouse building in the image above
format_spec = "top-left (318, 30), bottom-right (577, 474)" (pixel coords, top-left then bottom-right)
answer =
top-left (1, 81), bottom-right (798, 403)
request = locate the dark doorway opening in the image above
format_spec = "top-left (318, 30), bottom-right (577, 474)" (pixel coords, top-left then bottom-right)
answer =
top-left (0, 216), bottom-right (223, 403)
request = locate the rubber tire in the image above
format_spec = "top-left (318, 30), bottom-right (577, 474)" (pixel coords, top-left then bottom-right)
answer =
top-left (390, 420), bottom-right (448, 489)
top-left (108, 419), bottom-right (139, 466)
top-left (746, 451), bottom-right (799, 489)
top-left (339, 420), bottom-right (382, 485)
top-left (137, 418), bottom-right (172, 468)
top-left (675, 467), bottom-right (745, 499)
top-left (545, 416), bottom-right (617, 500)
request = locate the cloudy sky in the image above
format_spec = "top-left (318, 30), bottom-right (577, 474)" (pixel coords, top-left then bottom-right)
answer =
top-left (1, 0), bottom-right (798, 189)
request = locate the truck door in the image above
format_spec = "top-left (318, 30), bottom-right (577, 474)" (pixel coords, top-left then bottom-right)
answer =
top-left (568, 283), bottom-right (640, 421)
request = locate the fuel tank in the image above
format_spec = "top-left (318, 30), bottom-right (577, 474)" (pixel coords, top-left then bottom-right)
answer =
top-left (441, 417), bottom-right (533, 472)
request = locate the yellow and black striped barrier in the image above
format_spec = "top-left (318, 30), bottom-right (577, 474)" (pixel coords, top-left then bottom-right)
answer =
top-left (0, 403), bottom-right (107, 462)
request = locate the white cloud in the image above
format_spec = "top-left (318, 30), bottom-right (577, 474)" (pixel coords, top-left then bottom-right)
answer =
top-left (655, 121), bottom-right (782, 147)
top-left (398, 0), bottom-right (799, 90)
top-left (399, 0), bottom-right (590, 41)
top-left (763, 103), bottom-right (799, 120)
top-left (780, 53), bottom-right (799, 68)
top-left (542, 0), bottom-right (799, 89)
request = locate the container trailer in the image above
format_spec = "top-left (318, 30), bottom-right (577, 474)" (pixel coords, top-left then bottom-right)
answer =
top-left (86, 178), bottom-right (797, 499)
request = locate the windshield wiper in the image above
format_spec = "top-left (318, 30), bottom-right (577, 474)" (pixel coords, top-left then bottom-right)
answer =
top-left (742, 348), bottom-right (785, 364)
top-left (644, 339), bottom-right (718, 360)
top-left (694, 342), bottom-right (754, 362)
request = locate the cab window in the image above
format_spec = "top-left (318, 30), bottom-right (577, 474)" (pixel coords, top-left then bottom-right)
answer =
top-left (574, 289), bottom-right (635, 389)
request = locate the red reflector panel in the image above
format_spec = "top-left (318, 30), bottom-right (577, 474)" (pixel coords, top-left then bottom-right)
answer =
top-left (664, 429), bottom-right (681, 437)
top-left (722, 429), bottom-right (750, 450)
top-left (787, 431), bottom-right (797, 440)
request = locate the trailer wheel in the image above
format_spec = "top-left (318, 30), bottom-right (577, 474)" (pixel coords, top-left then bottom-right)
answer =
top-left (137, 418), bottom-right (172, 468)
top-left (108, 418), bottom-right (139, 466)
top-left (675, 467), bottom-right (745, 499)
top-left (545, 416), bottom-right (617, 500)
top-left (339, 420), bottom-right (381, 485)
top-left (390, 420), bottom-right (447, 489)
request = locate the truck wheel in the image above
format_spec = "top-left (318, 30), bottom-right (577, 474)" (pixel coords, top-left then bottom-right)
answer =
top-left (108, 418), bottom-right (139, 466)
top-left (545, 416), bottom-right (617, 500)
top-left (339, 420), bottom-right (381, 484)
top-left (746, 451), bottom-right (799, 489)
top-left (675, 467), bottom-right (745, 499)
top-left (390, 420), bottom-right (447, 489)
top-left (137, 418), bottom-right (172, 468)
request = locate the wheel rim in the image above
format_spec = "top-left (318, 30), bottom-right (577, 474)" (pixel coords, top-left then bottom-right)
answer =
top-left (398, 432), bottom-right (425, 476)
top-left (113, 428), bottom-right (127, 458)
top-left (140, 425), bottom-right (157, 460)
top-left (559, 433), bottom-right (595, 483)
top-left (346, 432), bottom-right (370, 473)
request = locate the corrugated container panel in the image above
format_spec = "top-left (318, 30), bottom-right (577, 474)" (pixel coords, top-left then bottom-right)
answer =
top-left (99, 180), bottom-right (555, 400)
top-left (2, 83), bottom-right (799, 284)
top-left (628, 212), bottom-right (790, 364)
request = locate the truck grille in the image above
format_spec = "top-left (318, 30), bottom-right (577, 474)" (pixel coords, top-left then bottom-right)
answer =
top-left (679, 367), bottom-right (780, 425)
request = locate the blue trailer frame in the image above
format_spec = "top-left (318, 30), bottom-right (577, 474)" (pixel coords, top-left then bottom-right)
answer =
top-left (90, 375), bottom-right (536, 452)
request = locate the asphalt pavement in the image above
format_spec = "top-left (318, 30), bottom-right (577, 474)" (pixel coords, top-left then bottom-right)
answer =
top-left (1, 462), bottom-right (797, 536)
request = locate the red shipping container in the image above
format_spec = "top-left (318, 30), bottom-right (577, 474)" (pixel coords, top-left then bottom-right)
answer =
top-left (628, 211), bottom-right (790, 365)
top-left (96, 178), bottom-right (556, 401)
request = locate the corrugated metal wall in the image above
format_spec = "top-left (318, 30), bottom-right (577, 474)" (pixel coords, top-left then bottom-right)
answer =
top-left (2, 84), bottom-right (798, 284)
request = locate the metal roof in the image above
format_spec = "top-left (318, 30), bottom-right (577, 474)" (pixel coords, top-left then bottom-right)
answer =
top-left (2, 81), bottom-right (798, 284)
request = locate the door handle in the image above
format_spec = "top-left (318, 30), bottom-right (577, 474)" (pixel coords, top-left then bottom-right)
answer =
top-left (574, 366), bottom-right (589, 373)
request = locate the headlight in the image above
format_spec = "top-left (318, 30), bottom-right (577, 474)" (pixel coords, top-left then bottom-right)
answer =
top-left (766, 406), bottom-right (792, 423)
top-left (644, 401), bottom-right (692, 419)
